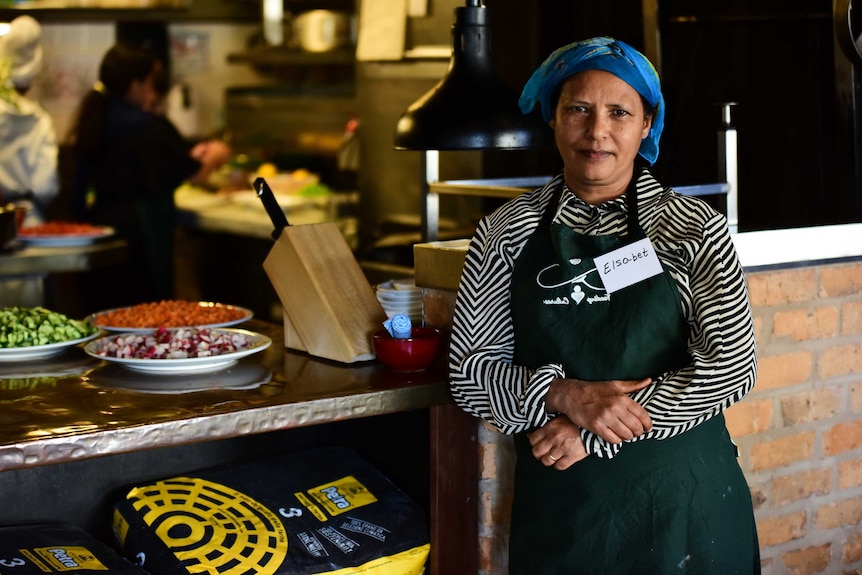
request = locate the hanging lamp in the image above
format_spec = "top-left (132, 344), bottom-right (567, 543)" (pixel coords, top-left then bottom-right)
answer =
top-left (393, 0), bottom-right (552, 151)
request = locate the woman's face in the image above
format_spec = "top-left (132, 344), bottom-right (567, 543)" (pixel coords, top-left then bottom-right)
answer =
top-left (551, 69), bottom-right (652, 202)
top-left (126, 68), bottom-right (163, 114)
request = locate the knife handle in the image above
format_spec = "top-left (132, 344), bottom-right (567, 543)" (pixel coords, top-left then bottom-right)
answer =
top-left (253, 177), bottom-right (290, 240)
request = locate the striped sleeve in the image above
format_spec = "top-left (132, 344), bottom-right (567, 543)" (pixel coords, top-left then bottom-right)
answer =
top-left (448, 185), bottom-right (566, 435)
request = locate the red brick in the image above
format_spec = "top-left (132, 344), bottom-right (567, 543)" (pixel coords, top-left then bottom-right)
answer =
top-left (781, 543), bottom-right (830, 575)
top-left (851, 383), bottom-right (862, 411)
top-left (757, 512), bottom-right (806, 547)
top-left (479, 437), bottom-right (499, 481)
top-left (780, 387), bottom-right (842, 426)
top-left (816, 498), bottom-right (862, 528)
top-left (479, 480), bottom-right (513, 527)
top-left (820, 263), bottom-right (862, 298)
top-left (725, 398), bottom-right (773, 437)
top-left (839, 458), bottom-right (862, 489)
top-left (818, 344), bottom-right (862, 380)
top-left (844, 532), bottom-right (862, 563)
top-left (842, 301), bottom-right (862, 336)
top-left (751, 432), bottom-right (815, 471)
top-left (757, 352), bottom-right (813, 391)
top-left (770, 469), bottom-right (831, 506)
top-left (478, 534), bottom-right (505, 573)
top-left (752, 314), bottom-right (770, 350)
top-left (478, 424), bottom-right (515, 481)
top-left (747, 269), bottom-right (818, 306)
top-left (773, 307), bottom-right (838, 341)
top-left (750, 484), bottom-right (768, 511)
top-left (824, 421), bottom-right (862, 456)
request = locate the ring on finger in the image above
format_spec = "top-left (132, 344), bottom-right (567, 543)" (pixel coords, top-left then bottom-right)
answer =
top-left (548, 454), bottom-right (559, 462)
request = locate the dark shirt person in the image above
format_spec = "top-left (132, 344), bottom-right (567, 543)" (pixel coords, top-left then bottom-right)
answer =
top-left (68, 43), bottom-right (230, 311)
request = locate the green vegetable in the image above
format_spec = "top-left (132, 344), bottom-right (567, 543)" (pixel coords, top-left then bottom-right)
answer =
top-left (0, 307), bottom-right (97, 348)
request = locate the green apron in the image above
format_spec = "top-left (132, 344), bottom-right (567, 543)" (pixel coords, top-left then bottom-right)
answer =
top-left (508, 179), bottom-right (760, 574)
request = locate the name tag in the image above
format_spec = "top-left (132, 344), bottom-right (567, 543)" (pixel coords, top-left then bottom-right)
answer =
top-left (593, 237), bottom-right (663, 294)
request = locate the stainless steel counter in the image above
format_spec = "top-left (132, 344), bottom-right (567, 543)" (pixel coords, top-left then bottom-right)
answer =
top-left (0, 238), bottom-right (127, 277)
top-left (0, 320), bottom-right (449, 472)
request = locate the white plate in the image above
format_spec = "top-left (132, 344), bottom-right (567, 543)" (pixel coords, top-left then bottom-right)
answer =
top-left (90, 302), bottom-right (254, 333)
top-left (0, 332), bottom-right (100, 362)
top-left (84, 328), bottom-right (271, 374)
top-left (18, 226), bottom-right (115, 247)
top-left (89, 362), bottom-right (272, 394)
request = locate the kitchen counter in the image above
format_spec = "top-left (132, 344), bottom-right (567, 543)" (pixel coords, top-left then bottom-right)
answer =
top-left (0, 320), bottom-right (447, 470)
top-left (732, 222), bottom-right (862, 269)
top-left (174, 185), bottom-right (358, 249)
top-left (0, 319), bottom-right (478, 574)
top-left (0, 238), bottom-right (129, 308)
top-left (0, 238), bottom-right (127, 277)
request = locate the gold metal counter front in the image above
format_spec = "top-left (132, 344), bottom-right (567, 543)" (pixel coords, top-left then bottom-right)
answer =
top-left (0, 320), bottom-right (450, 471)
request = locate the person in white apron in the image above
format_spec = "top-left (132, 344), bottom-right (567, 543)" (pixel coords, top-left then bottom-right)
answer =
top-left (0, 15), bottom-right (58, 225)
top-left (449, 37), bottom-right (759, 574)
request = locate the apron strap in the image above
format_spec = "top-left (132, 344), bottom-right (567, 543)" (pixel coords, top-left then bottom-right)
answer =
top-left (539, 185), bottom-right (564, 231)
top-left (626, 167), bottom-right (643, 238)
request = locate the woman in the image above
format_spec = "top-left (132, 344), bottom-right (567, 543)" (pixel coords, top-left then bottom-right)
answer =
top-left (448, 37), bottom-right (760, 574)
top-left (67, 43), bottom-right (230, 309)
top-left (0, 15), bottom-right (58, 225)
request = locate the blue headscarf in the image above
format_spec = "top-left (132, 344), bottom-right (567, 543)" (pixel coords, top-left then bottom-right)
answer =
top-left (518, 37), bottom-right (665, 165)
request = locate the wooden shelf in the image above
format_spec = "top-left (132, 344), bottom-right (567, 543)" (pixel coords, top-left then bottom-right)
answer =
top-left (227, 47), bottom-right (355, 67)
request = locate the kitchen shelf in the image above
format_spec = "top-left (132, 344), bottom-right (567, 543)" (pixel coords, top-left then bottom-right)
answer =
top-left (227, 47), bottom-right (355, 67)
top-left (0, 1), bottom-right (258, 21)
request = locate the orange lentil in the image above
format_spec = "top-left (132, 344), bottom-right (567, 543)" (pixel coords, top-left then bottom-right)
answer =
top-left (19, 221), bottom-right (106, 235)
top-left (94, 300), bottom-right (248, 329)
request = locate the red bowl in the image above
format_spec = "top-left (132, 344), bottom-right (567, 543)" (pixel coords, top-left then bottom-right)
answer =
top-left (372, 327), bottom-right (442, 372)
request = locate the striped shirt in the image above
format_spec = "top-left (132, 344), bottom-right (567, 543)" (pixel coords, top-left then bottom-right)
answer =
top-left (448, 169), bottom-right (757, 459)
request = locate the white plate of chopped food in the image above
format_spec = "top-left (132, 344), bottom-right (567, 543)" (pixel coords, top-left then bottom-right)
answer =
top-left (84, 327), bottom-right (271, 374)
top-left (0, 332), bottom-right (100, 361)
top-left (89, 300), bottom-right (253, 333)
top-left (17, 222), bottom-right (115, 247)
top-left (0, 306), bottom-right (100, 361)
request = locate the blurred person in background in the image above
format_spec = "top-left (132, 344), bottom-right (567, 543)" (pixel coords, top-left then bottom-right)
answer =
top-left (0, 15), bottom-right (58, 226)
top-left (67, 42), bottom-right (231, 310)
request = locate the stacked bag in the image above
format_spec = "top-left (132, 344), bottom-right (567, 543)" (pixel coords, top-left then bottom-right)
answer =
top-left (2, 447), bottom-right (429, 575)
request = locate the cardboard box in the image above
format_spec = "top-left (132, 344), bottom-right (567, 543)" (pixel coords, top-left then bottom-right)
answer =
top-left (112, 446), bottom-right (429, 575)
top-left (413, 239), bottom-right (470, 292)
top-left (0, 523), bottom-right (146, 574)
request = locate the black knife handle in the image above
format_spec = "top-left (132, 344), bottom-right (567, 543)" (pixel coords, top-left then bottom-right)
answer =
top-left (253, 177), bottom-right (290, 240)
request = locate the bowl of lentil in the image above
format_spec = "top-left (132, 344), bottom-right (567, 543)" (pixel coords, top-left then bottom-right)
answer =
top-left (89, 300), bottom-right (253, 333)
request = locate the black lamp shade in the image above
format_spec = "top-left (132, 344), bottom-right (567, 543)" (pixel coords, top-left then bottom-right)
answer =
top-left (393, 2), bottom-right (553, 151)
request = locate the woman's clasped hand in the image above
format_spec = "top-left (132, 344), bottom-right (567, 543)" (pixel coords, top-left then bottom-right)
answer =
top-left (531, 376), bottom-right (653, 469)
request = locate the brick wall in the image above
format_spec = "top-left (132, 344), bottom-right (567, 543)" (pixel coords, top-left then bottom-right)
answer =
top-left (472, 260), bottom-right (862, 575)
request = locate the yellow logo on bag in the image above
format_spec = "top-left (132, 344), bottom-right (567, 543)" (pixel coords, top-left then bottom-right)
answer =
top-left (127, 477), bottom-right (288, 575)
top-left (307, 476), bottom-right (377, 517)
top-left (30, 546), bottom-right (108, 571)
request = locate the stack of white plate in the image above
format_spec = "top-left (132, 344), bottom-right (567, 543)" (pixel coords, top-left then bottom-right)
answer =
top-left (375, 279), bottom-right (423, 323)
